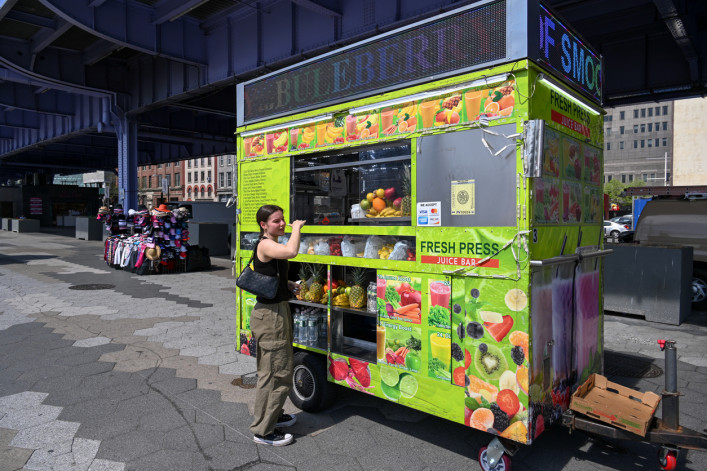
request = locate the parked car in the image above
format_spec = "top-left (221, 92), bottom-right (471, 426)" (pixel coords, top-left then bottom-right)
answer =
top-left (610, 215), bottom-right (633, 228)
top-left (634, 198), bottom-right (707, 309)
top-left (604, 220), bottom-right (630, 238)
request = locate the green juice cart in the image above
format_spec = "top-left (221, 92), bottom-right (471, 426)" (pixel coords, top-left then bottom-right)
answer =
top-left (234, 1), bottom-right (607, 468)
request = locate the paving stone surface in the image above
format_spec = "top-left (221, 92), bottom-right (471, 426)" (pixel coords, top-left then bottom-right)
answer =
top-left (1, 230), bottom-right (706, 471)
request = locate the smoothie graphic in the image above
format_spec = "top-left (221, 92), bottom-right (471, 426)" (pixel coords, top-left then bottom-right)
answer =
top-left (290, 128), bottom-right (299, 150)
top-left (316, 122), bottom-right (327, 146)
top-left (376, 324), bottom-right (386, 361)
top-left (419, 100), bottom-right (439, 128)
top-left (345, 115), bottom-right (356, 139)
top-left (574, 266), bottom-right (600, 380)
top-left (543, 129), bottom-right (561, 177)
top-left (551, 265), bottom-right (573, 382)
top-left (464, 90), bottom-right (483, 121)
top-left (265, 133), bottom-right (275, 154)
top-left (243, 137), bottom-right (253, 157)
top-left (381, 108), bottom-right (395, 133)
top-left (430, 332), bottom-right (451, 373)
top-left (430, 282), bottom-right (451, 307)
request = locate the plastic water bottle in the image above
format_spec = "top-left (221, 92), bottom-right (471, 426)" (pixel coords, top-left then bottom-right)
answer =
top-left (308, 313), bottom-right (317, 344)
top-left (293, 310), bottom-right (300, 343)
top-left (300, 313), bottom-right (308, 344)
top-left (319, 311), bottom-right (327, 342)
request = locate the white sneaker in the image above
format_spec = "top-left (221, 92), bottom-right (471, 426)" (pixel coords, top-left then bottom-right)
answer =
top-left (253, 429), bottom-right (293, 446)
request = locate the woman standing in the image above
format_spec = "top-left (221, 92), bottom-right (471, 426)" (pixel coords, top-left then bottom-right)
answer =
top-left (250, 204), bottom-right (305, 446)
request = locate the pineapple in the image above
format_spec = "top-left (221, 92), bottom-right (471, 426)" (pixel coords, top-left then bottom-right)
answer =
top-left (401, 164), bottom-right (412, 217)
top-left (349, 267), bottom-right (367, 309)
top-left (296, 263), bottom-right (310, 300)
top-left (309, 264), bottom-right (326, 303)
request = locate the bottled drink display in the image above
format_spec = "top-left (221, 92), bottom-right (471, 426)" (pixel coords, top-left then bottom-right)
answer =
top-left (293, 307), bottom-right (327, 346)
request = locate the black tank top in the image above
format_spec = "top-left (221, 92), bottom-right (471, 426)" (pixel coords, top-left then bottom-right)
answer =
top-left (253, 240), bottom-right (291, 303)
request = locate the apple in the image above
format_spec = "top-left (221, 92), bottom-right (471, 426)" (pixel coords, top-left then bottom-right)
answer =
top-left (393, 197), bottom-right (402, 209)
top-left (360, 199), bottom-right (372, 211)
top-left (384, 187), bottom-right (396, 201)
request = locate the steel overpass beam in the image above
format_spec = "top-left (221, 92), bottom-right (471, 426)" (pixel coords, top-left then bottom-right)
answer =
top-left (0, 82), bottom-right (74, 117)
top-left (116, 115), bottom-right (138, 209)
top-left (152, 0), bottom-right (209, 24)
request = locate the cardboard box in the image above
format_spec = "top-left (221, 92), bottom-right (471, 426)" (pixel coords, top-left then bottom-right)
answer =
top-left (570, 374), bottom-right (661, 437)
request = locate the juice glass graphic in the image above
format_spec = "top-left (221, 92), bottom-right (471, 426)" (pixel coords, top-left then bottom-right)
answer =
top-left (316, 123), bottom-right (327, 146)
top-left (290, 128), bottom-right (299, 147)
top-left (376, 325), bottom-right (386, 361)
top-left (345, 115), bottom-right (357, 138)
top-left (377, 277), bottom-right (386, 300)
top-left (430, 334), bottom-right (451, 369)
top-left (265, 134), bottom-right (275, 154)
top-left (419, 100), bottom-right (438, 128)
top-left (243, 137), bottom-right (253, 156)
top-left (381, 108), bottom-right (395, 131)
top-left (464, 90), bottom-right (483, 121)
top-left (430, 282), bottom-right (450, 308)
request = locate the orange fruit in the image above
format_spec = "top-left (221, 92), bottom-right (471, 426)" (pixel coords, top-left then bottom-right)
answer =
top-left (398, 120), bottom-right (408, 133)
top-left (509, 331), bottom-right (529, 355)
top-left (484, 96), bottom-right (494, 108)
top-left (407, 117), bottom-right (417, 130)
top-left (498, 106), bottom-right (513, 116)
top-left (484, 101), bottom-right (500, 113)
top-left (498, 94), bottom-right (515, 110)
top-left (467, 374), bottom-right (498, 401)
top-left (516, 366), bottom-right (529, 395)
top-left (361, 128), bottom-right (370, 139)
top-left (500, 420), bottom-right (528, 441)
top-left (372, 197), bottom-right (386, 212)
top-left (470, 408), bottom-right (495, 431)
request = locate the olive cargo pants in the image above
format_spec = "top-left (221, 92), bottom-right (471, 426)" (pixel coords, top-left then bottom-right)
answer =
top-left (249, 301), bottom-right (294, 437)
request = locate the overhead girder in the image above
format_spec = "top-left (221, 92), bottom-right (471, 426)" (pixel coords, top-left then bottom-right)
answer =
top-left (37, 0), bottom-right (207, 67)
top-left (0, 82), bottom-right (74, 117)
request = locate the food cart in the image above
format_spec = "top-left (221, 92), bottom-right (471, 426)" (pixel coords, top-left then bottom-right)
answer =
top-left (235, 1), bottom-right (606, 468)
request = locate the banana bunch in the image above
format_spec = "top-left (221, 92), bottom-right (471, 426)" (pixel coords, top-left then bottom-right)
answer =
top-left (356, 114), bottom-right (379, 132)
top-left (272, 131), bottom-right (287, 148)
top-left (365, 207), bottom-right (402, 218)
top-left (398, 104), bottom-right (417, 119)
top-left (325, 125), bottom-right (344, 143)
top-left (302, 126), bottom-right (315, 144)
top-left (332, 293), bottom-right (349, 307)
top-left (378, 244), bottom-right (395, 259)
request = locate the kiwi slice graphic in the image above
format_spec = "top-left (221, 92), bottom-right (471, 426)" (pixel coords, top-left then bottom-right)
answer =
top-left (473, 344), bottom-right (508, 381)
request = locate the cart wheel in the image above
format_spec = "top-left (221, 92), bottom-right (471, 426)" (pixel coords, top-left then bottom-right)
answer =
top-left (658, 449), bottom-right (677, 471)
top-left (289, 351), bottom-right (335, 412)
top-left (478, 446), bottom-right (511, 471)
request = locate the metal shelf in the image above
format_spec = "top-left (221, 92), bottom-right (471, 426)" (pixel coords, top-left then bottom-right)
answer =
top-left (289, 299), bottom-right (328, 309)
top-left (293, 155), bottom-right (411, 173)
top-left (331, 305), bottom-right (378, 318)
top-left (348, 216), bottom-right (411, 224)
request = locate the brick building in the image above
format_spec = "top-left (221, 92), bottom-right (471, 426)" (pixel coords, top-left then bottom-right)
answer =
top-left (137, 162), bottom-right (183, 209)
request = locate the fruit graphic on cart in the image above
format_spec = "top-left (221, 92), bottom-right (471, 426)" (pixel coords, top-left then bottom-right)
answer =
top-left (516, 365), bottom-right (529, 395)
top-left (499, 420), bottom-right (528, 441)
top-left (509, 330), bottom-right (529, 356)
top-left (473, 344), bottom-right (508, 381)
top-left (349, 267), bottom-right (367, 308)
top-left (470, 408), bottom-right (495, 431)
top-left (505, 288), bottom-right (528, 311)
top-left (484, 315), bottom-right (514, 342)
top-left (468, 374), bottom-right (499, 401)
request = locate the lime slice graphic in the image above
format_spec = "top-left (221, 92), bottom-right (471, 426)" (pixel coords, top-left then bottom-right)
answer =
top-left (380, 381), bottom-right (401, 401)
top-left (380, 365), bottom-right (400, 387)
top-left (399, 374), bottom-right (418, 398)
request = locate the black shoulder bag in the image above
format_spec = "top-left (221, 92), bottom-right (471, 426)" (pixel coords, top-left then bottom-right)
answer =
top-left (236, 240), bottom-right (279, 300)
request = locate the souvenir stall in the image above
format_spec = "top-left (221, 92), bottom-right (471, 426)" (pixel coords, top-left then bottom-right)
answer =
top-left (100, 204), bottom-right (191, 274)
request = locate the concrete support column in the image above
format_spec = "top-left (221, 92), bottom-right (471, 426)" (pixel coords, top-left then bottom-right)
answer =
top-left (116, 116), bottom-right (138, 210)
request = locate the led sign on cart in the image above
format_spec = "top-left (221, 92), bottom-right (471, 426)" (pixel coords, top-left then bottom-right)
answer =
top-left (538, 4), bottom-right (602, 104)
top-left (242, 1), bottom-right (506, 124)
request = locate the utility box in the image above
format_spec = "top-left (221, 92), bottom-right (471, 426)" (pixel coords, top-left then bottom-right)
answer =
top-left (604, 244), bottom-right (693, 324)
top-left (1, 218), bottom-right (10, 230)
top-left (189, 222), bottom-right (229, 256)
top-left (12, 218), bottom-right (40, 232)
top-left (75, 217), bottom-right (104, 241)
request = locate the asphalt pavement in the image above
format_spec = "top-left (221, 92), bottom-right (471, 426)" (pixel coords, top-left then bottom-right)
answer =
top-left (0, 229), bottom-right (705, 471)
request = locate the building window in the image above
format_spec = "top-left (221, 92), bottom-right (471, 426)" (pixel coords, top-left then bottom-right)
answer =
top-left (621, 174), bottom-right (626, 183)
top-left (641, 140), bottom-right (645, 148)
top-left (207, 170), bottom-right (211, 183)
top-left (647, 123), bottom-right (652, 132)
top-left (620, 111), bottom-right (625, 120)
top-left (619, 141), bottom-right (624, 150)
top-left (633, 125), bottom-right (639, 133)
top-left (651, 173), bottom-right (656, 180)
top-left (655, 106), bottom-right (660, 116)
top-left (648, 108), bottom-right (653, 117)
top-left (208, 188), bottom-right (212, 197)
top-left (141, 176), bottom-right (147, 188)
top-left (648, 139), bottom-right (652, 147)
top-left (219, 173), bottom-right (224, 187)
top-left (187, 173), bottom-right (191, 183)
top-left (640, 123), bottom-right (645, 133)
top-left (175, 161), bottom-right (180, 167)
top-left (663, 138), bottom-right (668, 146)
top-left (633, 109), bottom-right (638, 119)
top-left (633, 140), bottom-right (638, 149)
top-left (187, 188), bottom-right (191, 198)
top-left (166, 174), bottom-right (171, 186)
top-left (629, 175), bottom-right (634, 182)
top-left (606, 142), bottom-right (611, 150)
top-left (208, 157), bottom-right (212, 165)
top-left (227, 156), bottom-right (232, 165)
top-left (655, 138), bottom-right (659, 147)
top-left (663, 121), bottom-right (668, 131)
top-left (201, 158), bottom-right (204, 166)
top-left (188, 160), bottom-right (191, 168)
top-left (642, 173), bottom-right (648, 182)
top-left (607, 175), bottom-right (613, 182)
top-left (606, 128), bottom-right (611, 136)
top-left (175, 173), bottom-right (180, 186)
top-left (227, 172), bottom-right (232, 187)
top-left (640, 108), bottom-right (646, 118)
top-left (219, 156), bottom-right (224, 166)
top-left (662, 105), bottom-right (668, 115)
top-left (620, 126), bottom-right (624, 134)
top-left (201, 171), bottom-right (205, 182)
top-left (148, 176), bottom-right (152, 187)
top-left (157, 164), bottom-right (162, 169)
top-left (201, 188), bottom-right (205, 198)
top-left (166, 162), bottom-right (171, 168)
